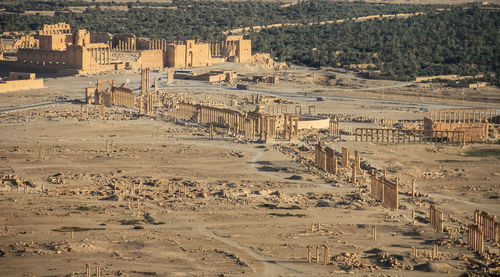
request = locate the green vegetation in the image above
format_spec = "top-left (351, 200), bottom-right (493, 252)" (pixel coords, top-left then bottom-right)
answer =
top-left (52, 226), bottom-right (105, 232)
top-left (0, 0), bottom-right (437, 41)
top-left (437, 159), bottom-right (474, 163)
top-left (250, 7), bottom-right (500, 84)
top-left (260, 203), bottom-right (301, 210)
top-left (119, 219), bottom-right (142, 225)
top-left (269, 212), bottom-right (306, 218)
top-left (1, 1), bottom-right (497, 85)
top-left (464, 148), bottom-right (500, 159)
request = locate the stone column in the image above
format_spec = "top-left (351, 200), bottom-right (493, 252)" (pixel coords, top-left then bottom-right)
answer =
top-left (352, 163), bottom-right (357, 184)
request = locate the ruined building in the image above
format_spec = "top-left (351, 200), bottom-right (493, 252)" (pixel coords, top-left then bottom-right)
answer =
top-left (0, 72), bottom-right (44, 93)
top-left (111, 34), bottom-right (252, 68)
top-left (3, 23), bottom-right (258, 74)
top-left (15, 23), bottom-right (112, 73)
top-left (424, 108), bottom-right (498, 142)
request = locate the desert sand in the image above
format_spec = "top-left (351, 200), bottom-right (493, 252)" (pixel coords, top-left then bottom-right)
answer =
top-left (0, 64), bottom-right (499, 276)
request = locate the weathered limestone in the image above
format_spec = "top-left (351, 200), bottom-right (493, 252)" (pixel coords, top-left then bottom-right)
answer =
top-left (329, 118), bottom-right (339, 136)
top-left (307, 244), bottom-right (330, 265)
top-left (351, 163), bottom-right (357, 184)
top-left (355, 127), bottom-right (466, 145)
top-left (209, 124), bottom-right (214, 139)
top-left (90, 80), bottom-right (135, 109)
top-left (354, 151), bottom-right (361, 174)
top-left (315, 142), bottom-right (327, 171)
top-left (370, 170), bottom-right (399, 210)
top-left (425, 108), bottom-right (497, 142)
top-left (283, 114), bottom-right (299, 141)
top-left (105, 140), bottom-right (115, 153)
top-left (341, 147), bottom-right (349, 168)
top-left (308, 105), bottom-right (316, 116)
top-left (474, 210), bottom-right (499, 243)
top-left (94, 105), bottom-right (105, 118)
top-left (141, 69), bottom-right (153, 115)
top-left (468, 224), bottom-right (484, 254)
top-left (85, 88), bottom-right (93, 104)
top-left (323, 245), bottom-right (330, 265)
top-left (85, 263), bottom-right (100, 277)
top-left (325, 147), bottom-right (338, 174)
top-left (411, 180), bottom-right (416, 199)
top-left (0, 72), bottom-right (44, 93)
top-left (429, 204), bottom-right (444, 232)
top-left (431, 244), bottom-right (439, 260)
top-left (80, 105), bottom-right (89, 120)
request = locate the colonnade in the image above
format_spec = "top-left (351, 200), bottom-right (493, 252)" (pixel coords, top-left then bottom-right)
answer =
top-left (177, 102), bottom-right (255, 139)
top-left (429, 205), bottom-right (444, 232)
top-left (149, 39), bottom-right (168, 50)
top-left (370, 170), bottom-right (399, 210)
top-left (267, 105), bottom-right (288, 115)
top-left (283, 114), bottom-right (299, 140)
top-left (329, 119), bottom-right (339, 136)
top-left (115, 38), bottom-right (136, 51)
top-left (88, 47), bottom-right (111, 65)
top-left (141, 69), bottom-right (151, 94)
top-left (355, 128), bottom-right (465, 145)
top-left (314, 142), bottom-right (338, 175)
top-left (111, 88), bottom-right (135, 108)
top-left (468, 224), bottom-right (484, 254)
top-left (429, 108), bottom-right (497, 124)
top-left (474, 210), bottom-right (499, 243)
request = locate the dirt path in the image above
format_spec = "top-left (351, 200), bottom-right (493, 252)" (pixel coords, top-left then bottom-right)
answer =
top-left (197, 225), bottom-right (303, 276)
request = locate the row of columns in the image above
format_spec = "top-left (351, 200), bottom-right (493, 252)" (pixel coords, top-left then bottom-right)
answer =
top-left (251, 94), bottom-right (263, 104)
top-left (468, 224), bottom-right (484, 254)
top-left (429, 204), bottom-right (444, 232)
top-left (315, 142), bottom-right (338, 175)
top-left (474, 210), bottom-right (499, 242)
top-left (112, 89), bottom-right (135, 108)
top-left (267, 105), bottom-right (288, 115)
top-left (329, 119), bottom-right (339, 136)
top-left (370, 170), bottom-right (399, 210)
top-left (355, 128), bottom-right (466, 145)
top-left (177, 102), bottom-right (257, 140)
top-left (149, 39), bottom-right (168, 50)
top-left (89, 47), bottom-right (110, 65)
top-left (85, 263), bottom-right (100, 277)
top-left (210, 42), bottom-right (223, 57)
top-left (139, 93), bottom-right (153, 115)
top-left (115, 38), bottom-right (136, 51)
top-left (429, 109), bottom-right (497, 123)
top-left (265, 104), bottom-right (317, 116)
top-left (260, 115), bottom-right (277, 141)
top-left (176, 102), bottom-right (305, 142)
top-left (307, 245), bottom-right (330, 265)
top-left (283, 114), bottom-right (299, 141)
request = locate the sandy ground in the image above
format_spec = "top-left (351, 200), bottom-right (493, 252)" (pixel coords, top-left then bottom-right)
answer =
top-left (0, 64), bottom-right (499, 276)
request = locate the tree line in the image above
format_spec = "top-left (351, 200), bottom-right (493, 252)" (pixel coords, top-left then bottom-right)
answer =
top-left (1, 0), bottom-right (438, 41)
top-left (249, 6), bottom-right (500, 85)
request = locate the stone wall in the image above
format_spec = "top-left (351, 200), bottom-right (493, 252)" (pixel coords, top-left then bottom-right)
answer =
top-left (18, 44), bottom-right (111, 73)
top-left (90, 32), bottom-right (113, 45)
top-left (165, 40), bottom-right (212, 68)
top-left (138, 50), bottom-right (165, 68)
top-left (423, 118), bottom-right (488, 142)
top-left (0, 79), bottom-right (44, 93)
top-left (39, 34), bottom-right (72, 50)
top-left (297, 116), bottom-right (330, 130)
